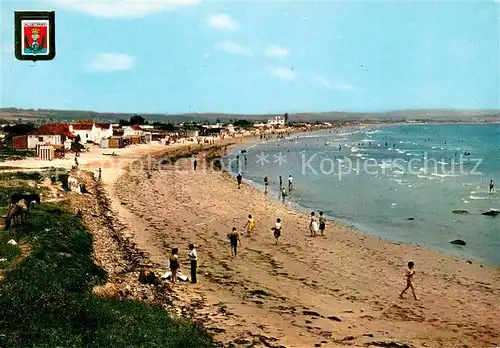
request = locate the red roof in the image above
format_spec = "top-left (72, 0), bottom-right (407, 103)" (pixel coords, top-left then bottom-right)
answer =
top-left (72, 123), bottom-right (93, 130)
top-left (130, 125), bottom-right (142, 130)
top-left (31, 123), bottom-right (75, 137)
top-left (95, 123), bottom-right (111, 129)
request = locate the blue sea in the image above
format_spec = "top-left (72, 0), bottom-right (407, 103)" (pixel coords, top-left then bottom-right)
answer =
top-left (227, 124), bottom-right (500, 266)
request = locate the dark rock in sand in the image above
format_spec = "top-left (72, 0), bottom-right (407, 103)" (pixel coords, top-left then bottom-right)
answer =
top-left (368, 341), bottom-right (414, 348)
top-left (450, 239), bottom-right (466, 246)
top-left (302, 310), bottom-right (321, 317)
top-left (249, 289), bottom-right (270, 297)
top-left (342, 336), bottom-right (355, 341)
top-left (327, 316), bottom-right (342, 322)
top-left (452, 210), bottom-right (469, 214)
top-left (466, 260), bottom-right (472, 264)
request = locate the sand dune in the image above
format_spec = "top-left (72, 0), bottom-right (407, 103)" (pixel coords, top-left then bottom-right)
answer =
top-left (99, 144), bottom-right (500, 348)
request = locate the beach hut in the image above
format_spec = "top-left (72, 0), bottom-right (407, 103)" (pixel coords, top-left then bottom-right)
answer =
top-left (36, 144), bottom-right (55, 161)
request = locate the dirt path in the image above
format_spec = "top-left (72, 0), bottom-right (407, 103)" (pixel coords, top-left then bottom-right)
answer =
top-left (101, 147), bottom-right (500, 348)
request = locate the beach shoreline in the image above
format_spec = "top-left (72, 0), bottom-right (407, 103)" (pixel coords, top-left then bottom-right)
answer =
top-left (1, 126), bottom-right (499, 347)
top-left (104, 139), bottom-right (498, 347)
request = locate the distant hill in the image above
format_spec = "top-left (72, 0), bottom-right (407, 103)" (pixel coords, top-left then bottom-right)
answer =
top-left (0, 108), bottom-right (498, 123)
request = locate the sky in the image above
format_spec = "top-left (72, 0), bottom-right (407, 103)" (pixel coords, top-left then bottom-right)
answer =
top-left (0, 0), bottom-right (499, 114)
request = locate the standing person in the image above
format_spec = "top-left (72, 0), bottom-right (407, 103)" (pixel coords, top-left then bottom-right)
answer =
top-left (489, 180), bottom-right (495, 194)
top-left (264, 176), bottom-right (269, 193)
top-left (169, 248), bottom-right (180, 283)
top-left (281, 186), bottom-right (287, 203)
top-left (228, 227), bottom-right (240, 257)
top-left (309, 212), bottom-right (319, 237)
top-left (236, 172), bottom-right (242, 189)
top-left (399, 261), bottom-right (419, 300)
top-left (319, 211), bottom-right (326, 237)
top-left (271, 218), bottom-right (282, 244)
top-left (279, 176), bottom-right (283, 187)
top-left (188, 244), bottom-right (197, 284)
top-left (98, 167), bottom-right (102, 181)
top-left (243, 214), bottom-right (255, 236)
top-left (288, 174), bottom-right (293, 191)
top-left (74, 156), bottom-right (79, 168)
top-left (193, 158), bottom-right (198, 171)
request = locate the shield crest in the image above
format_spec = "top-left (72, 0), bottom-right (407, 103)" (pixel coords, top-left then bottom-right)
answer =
top-left (22, 20), bottom-right (49, 55)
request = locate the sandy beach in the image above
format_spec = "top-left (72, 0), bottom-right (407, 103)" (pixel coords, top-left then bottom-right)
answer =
top-left (95, 141), bottom-right (499, 348)
top-left (2, 134), bottom-right (498, 347)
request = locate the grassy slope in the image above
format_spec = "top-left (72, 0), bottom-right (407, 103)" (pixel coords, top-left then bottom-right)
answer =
top-left (0, 174), bottom-right (215, 348)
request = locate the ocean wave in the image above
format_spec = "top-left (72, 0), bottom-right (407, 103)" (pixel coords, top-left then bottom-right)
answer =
top-left (469, 195), bottom-right (490, 200)
top-left (431, 173), bottom-right (459, 178)
top-left (365, 130), bottom-right (382, 134)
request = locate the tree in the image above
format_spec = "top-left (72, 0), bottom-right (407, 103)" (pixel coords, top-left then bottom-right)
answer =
top-left (233, 119), bottom-right (254, 129)
top-left (130, 114), bottom-right (146, 125)
top-left (284, 112), bottom-right (289, 123)
top-left (4, 123), bottom-right (36, 145)
top-left (118, 119), bottom-right (130, 127)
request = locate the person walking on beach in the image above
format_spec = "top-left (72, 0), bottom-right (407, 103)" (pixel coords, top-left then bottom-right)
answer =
top-left (279, 176), bottom-right (283, 187)
top-left (489, 180), bottom-right (495, 194)
top-left (309, 212), bottom-right (319, 237)
top-left (399, 261), bottom-right (419, 300)
top-left (193, 158), bottom-right (198, 171)
top-left (288, 175), bottom-right (293, 191)
top-left (228, 227), bottom-right (240, 257)
top-left (188, 244), bottom-right (197, 284)
top-left (264, 176), bottom-right (269, 193)
top-left (98, 167), bottom-right (102, 181)
top-left (243, 214), bottom-right (255, 236)
top-left (319, 211), bottom-right (326, 237)
top-left (272, 218), bottom-right (282, 244)
top-left (169, 248), bottom-right (180, 283)
top-left (280, 186), bottom-right (287, 203)
top-left (236, 172), bottom-right (242, 189)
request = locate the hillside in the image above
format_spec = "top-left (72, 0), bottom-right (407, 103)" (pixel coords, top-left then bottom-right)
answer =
top-left (0, 108), bottom-right (498, 123)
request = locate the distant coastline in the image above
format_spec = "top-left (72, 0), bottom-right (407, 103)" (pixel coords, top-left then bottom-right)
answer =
top-left (1, 107), bottom-right (499, 124)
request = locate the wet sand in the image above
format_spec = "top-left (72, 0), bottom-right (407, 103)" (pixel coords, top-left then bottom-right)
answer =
top-left (103, 143), bottom-right (500, 348)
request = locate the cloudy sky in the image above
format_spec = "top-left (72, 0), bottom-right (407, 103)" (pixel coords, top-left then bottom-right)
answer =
top-left (1, 0), bottom-right (498, 114)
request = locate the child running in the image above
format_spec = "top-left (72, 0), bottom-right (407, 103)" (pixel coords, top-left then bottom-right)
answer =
top-left (319, 211), bottom-right (326, 237)
top-left (227, 227), bottom-right (241, 257)
top-left (271, 218), bottom-right (282, 244)
top-left (243, 214), bottom-right (255, 236)
top-left (399, 261), bottom-right (419, 300)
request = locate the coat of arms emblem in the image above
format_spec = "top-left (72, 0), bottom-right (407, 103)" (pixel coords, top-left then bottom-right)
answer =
top-left (15, 11), bottom-right (55, 61)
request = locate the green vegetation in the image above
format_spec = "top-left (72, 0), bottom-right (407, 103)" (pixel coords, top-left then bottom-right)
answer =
top-left (0, 178), bottom-right (216, 348)
top-left (0, 171), bottom-right (43, 182)
top-left (0, 148), bottom-right (36, 161)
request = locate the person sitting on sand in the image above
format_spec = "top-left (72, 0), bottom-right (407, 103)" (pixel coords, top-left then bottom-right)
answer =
top-left (236, 173), bottom-right (242, 189)
top-left (309, 212), bottom-right (319, 237)
top-left (228, 227), bottom-right (240, 257)
top-left (489, 180), bottom-right (495, 194)
top-left (244, 214), bottom-right (255, 236)
top-left (271, 218), bottom-right (282, 244)
top-left (169, 248), bottom-right (180, 283)
top-left (399, 261), bottom-right (419, 300)
top-left (319, 211), bottom-right (326, 237)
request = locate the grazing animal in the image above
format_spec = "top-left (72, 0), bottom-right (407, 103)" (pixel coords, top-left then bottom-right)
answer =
top-left (10, 193), bottom-right (40, 207)
top-left (5, 199), bottom-right (29, 228)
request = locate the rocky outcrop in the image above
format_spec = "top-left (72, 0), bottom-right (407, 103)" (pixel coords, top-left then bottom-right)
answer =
top-left (450, 239), bottom-right (466, 246)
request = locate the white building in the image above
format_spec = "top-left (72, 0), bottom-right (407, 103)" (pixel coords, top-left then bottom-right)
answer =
top-left (69, 122), bottom-right (113, 143)
top-left (267, 116), bottom-right (285, 127)
top-left (123, 125), bottom-right (144, 137)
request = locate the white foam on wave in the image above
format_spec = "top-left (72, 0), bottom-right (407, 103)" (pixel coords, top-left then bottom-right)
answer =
top-left (469, 195), bottom-right (490, 200)
top-left (393, 170), bottom-right (404, 175)
top-left (431, 173), bottom-right (459, 178)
